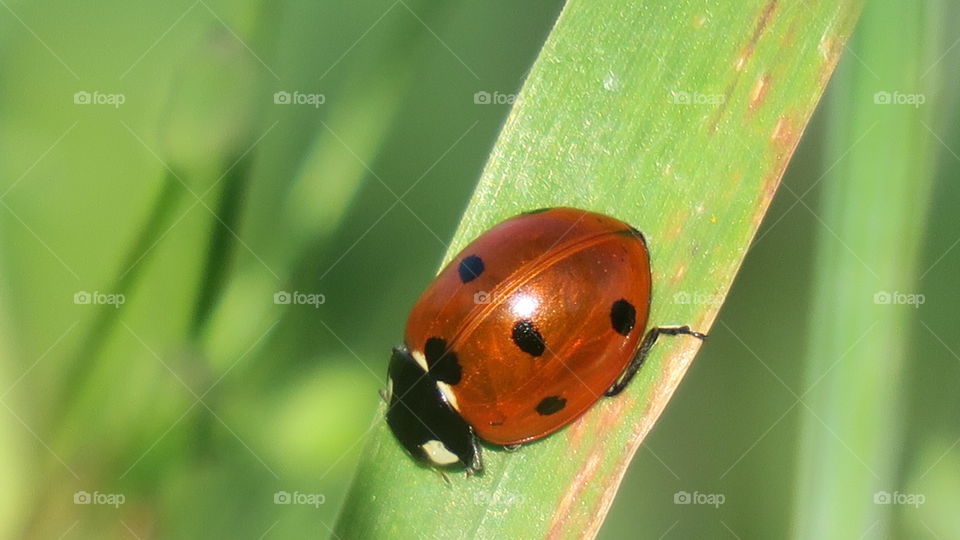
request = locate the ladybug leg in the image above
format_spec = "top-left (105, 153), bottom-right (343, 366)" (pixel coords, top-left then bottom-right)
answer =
top-left (465, 433), bottom-right (484, 476)
top-left (605, 326), bottom-right (707, 397)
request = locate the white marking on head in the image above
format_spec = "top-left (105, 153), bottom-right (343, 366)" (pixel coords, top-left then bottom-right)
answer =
top-left (385, 377), bottom-right (394, 401)
top-left (411, 349), bottom-right (428, 372)
top-left (436, 381), bottom-right (460, 412)
top-left (410, 349), bottom-right (460, 412)
top-left (421, 440), bottom-right (459, 466)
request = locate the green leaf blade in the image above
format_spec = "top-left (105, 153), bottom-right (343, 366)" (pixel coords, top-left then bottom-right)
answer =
top-left (336, 1), bottom-right (865, 538)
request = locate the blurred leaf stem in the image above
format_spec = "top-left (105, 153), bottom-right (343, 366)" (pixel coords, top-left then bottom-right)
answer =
top-left (792, 1), bottom-right (952, 538)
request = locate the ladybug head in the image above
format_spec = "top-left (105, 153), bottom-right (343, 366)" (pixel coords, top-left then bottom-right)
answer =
top-left (385, 346), bottom-right (482, 474)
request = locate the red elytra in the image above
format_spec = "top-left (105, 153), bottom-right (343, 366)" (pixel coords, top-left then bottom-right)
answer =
top-left (384, 207), bottom-right (705, 473)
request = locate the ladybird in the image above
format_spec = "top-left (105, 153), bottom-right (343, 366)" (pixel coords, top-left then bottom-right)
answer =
top-left (384, 207), bottom-right (705, 474)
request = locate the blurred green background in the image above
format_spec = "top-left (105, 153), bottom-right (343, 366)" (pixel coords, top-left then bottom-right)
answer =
top-left (0, 1), bottom-right (957, 538)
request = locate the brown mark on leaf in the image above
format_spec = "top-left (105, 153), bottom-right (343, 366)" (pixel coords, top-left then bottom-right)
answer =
top-left (568, 390), bottom-right (631, 452)
top-left (771, 115), bottom-right (800, 159)
top-left (546, 451), bottom-right (604, 540)
top-left (731, 171), bottom-right (745, 195)
top-left (737, 0), bottom-right (780, 72)
top-left (662, 207), bottom-right (690, 242)
top-left (781, 16), bottom-right (799, 45)
top-left (598, 394), bottom-right (630, 433)
top-left (751, 113), bottom-right (803, 229)
top-left (565, 409), bottom-right (593, 451)
top-left (671, 264), bottom-right (687, 285)
top-left (748, 74), bottom-right (772, 111)
top-left (818, 32), bottom-right (844, 86)
top-left (710, 0), bottom-right (780, 131)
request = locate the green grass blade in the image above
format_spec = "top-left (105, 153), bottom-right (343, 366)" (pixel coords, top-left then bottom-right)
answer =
top-left (336, 1), bottom-right (864, 538)
top-left (792, 1), bottom-right (949, 538)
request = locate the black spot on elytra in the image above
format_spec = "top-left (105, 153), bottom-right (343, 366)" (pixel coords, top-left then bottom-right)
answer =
top-left (610, 299), bottom-right (636, 336)
top-left (522, 207), bottom-right (552, 215)
top-left (458, 255), bottom-right (485, 283)
top-left (512, 319), bottom-right (546, 357)
top-left (424, 337), bottom-right (462, 385)
top-left (536, 395), bottom-right (566, 415)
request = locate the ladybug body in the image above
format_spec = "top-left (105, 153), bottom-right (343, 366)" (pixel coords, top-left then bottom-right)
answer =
top-left (385, 208), bottom-right (704, 473)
